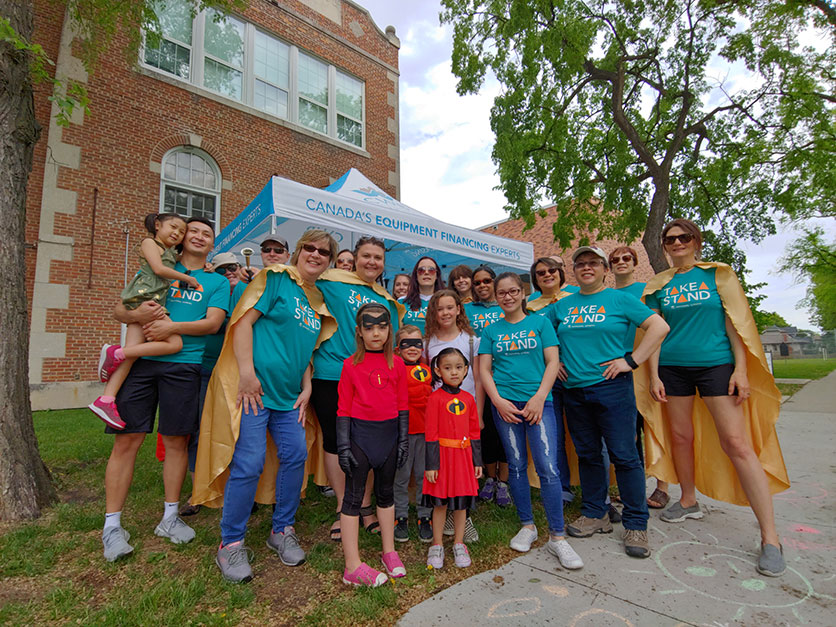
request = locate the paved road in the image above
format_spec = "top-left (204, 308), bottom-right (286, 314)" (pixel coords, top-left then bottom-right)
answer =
top-left (400, 371), bottom-right (836, 626)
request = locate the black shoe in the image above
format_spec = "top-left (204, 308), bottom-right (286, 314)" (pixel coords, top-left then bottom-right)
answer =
top-left (608, 503), bottom-right (622, 524)
top-left (394, 517), bottom-right (409, 543)
top-left (418, 517), bottom-right (433, 543)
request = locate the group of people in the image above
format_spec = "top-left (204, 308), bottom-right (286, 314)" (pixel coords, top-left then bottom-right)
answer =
top-left (90, 215), bottom-right (789, 589)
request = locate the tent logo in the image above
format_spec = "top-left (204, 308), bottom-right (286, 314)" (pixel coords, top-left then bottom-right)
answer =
top-left (446, 398), bottom-right (467, 415)
top-left (352, 186), bottom-right (398, 208)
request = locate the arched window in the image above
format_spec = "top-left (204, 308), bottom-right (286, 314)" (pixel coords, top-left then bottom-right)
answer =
top-left (159, 147), bottom-right (221, 225)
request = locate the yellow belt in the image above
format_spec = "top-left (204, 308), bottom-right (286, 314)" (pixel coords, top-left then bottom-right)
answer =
top-left (438, 437), bottom-right (470, 449)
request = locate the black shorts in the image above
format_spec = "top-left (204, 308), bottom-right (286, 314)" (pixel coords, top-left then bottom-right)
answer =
top-left (658, 364), bottom-right (736, 398)
top-left (310, 378), bottom-right (339, 454)
top-left (111, 359), bottom-right (201, 436)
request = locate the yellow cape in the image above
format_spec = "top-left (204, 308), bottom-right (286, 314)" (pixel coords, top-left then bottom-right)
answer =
top-left (635, 262), bottom-right (789, 505)
top-left (192, 264), bottom-right (337, 507)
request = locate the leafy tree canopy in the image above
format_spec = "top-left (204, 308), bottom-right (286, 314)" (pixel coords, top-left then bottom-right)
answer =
top-left (441, 0), bottom-right (835, 272)
top-left (778, 226), bottom-right (836, 330)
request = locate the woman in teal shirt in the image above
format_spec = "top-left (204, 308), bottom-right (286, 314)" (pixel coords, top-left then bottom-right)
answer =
top-left (399, 256), bottom-right (444, 333)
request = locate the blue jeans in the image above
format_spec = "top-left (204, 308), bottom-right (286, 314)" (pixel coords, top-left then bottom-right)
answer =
top-left (220, 405), bottom-right (307, 544)
top-left (551, 381), bottom-right (574, 502)
top-left (563, 374), bottom-right (648, 530)
top-left (491, 400), bottom-right (565, 535)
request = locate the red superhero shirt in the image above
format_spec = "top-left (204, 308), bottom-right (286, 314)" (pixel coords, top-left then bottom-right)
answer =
top-left (422, 388), bottom-right (480, 499)
top-left (404, 361), bottom-right (432, 433)
top-left (337, 352), bottom-right (408, 421)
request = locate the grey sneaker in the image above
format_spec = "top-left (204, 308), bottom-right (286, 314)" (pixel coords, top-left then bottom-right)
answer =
top-left (464, 516), bottom-right (479, 543)
top-left (547, 538), bottom-right (584, 569)
top-left (102, 526), bottom-right (133, 562)
top-left (216, 541), bottom-right (254, 583)
top-left (266, 526), bottom-right (306, 566)
top-left (154, 515), bottom-right (195, 544)
top-left (624, 529), bottom-right (651, 558)
top-left (509, 526), bottom-right (538, 552)
top-left (567, 514), bottom-right (613, 537)
top-left (756, 543), bottom-right (785, 577)
top-left (427, 544), bottom-right (444, 569)
top-left (660, 501), bottom-right (704, 523)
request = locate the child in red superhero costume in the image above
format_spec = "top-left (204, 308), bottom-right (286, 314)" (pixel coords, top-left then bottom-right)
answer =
top-left (337, 303), bottom-right (409, 587)
top-left (423, 347), bottom-right (483, 568)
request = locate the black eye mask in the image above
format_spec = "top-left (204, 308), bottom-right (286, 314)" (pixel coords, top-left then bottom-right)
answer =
top-left (361, 311), bottom-right (390, 328)
top-left (398, 338), bottom-right (423, 350)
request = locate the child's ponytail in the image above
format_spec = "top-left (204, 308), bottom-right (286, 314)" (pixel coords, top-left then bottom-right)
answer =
top-left (144, 212), bottom-right (185, 237)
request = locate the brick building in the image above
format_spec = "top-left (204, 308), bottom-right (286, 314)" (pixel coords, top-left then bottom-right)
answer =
top-left (27, 0), bottom-right (400, 409)
top-left (480, 205), bottom-right (657, 290)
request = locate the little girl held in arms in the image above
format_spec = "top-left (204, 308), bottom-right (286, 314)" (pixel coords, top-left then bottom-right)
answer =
top-left (337, 303), bottom-right (410, 587)
top-left (424, 347), bottom-right (483, 569)
top-left (88, 212), bottom-right (200, 429)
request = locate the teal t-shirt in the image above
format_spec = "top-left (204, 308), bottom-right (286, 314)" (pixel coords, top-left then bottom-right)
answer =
top-left (555, 288), bottom-right (654, 388)
top-left (251, 271), bottom-right (322, 411)
top-left (530, 300), bottom-right (561, 334)
top-left (399, 296), bottom-right (429, 333)
top-left (616, 282), bottom-right (646, 353)
top-left (464, 301), bottom-right (505, 337)
top-left (312, 280), bottom-right (400, 380)
top-left (146, 265), bottom-right (229, 365)
top-left (645, 267), bottom-right (734, 367)
top-left (201, 280), bottom-right (248, 370)
top-left (563, 285), bottom-right (579, 294)
top-left (478, 314), bottom-right (558, 401)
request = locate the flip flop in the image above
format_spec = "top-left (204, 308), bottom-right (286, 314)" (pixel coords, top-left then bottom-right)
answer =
top-left (647, 487), bottom-right (670, 509)
top-left (360, 505), bottom-right (381, 535)
top-left (330, 518), bottom-right (341, 542)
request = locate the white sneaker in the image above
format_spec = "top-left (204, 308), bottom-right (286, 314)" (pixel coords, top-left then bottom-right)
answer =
top-left (547, 538), bottom-right (584, 569)
top-left (509, 526), bottom-right (538, 552)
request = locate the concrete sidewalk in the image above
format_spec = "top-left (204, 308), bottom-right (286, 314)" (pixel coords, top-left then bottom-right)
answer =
top-left (400, 372), bottom-right (836, 626)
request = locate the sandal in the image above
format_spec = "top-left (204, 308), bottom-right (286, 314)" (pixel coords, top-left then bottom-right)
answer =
top-left (647, 487), bottom-right (670, 509)
top-left (330, 518), bottom-right (341, 542)
top-left (179, 501), bottom-right (202, 517)
top-left (360, 505), bottom-right (380, 535)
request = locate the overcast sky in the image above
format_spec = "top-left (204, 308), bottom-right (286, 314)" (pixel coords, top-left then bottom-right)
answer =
top-left (360, 1), bottom-right (834, 331)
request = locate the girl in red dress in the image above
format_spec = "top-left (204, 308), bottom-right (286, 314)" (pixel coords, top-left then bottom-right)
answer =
top-left (423, 348), bottom-right (483, 568)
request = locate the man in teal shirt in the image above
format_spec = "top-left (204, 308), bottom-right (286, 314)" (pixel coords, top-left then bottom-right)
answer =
top-left (102, 217), bottom-right (229, 562)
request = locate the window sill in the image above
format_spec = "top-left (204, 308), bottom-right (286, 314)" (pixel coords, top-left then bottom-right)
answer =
top-left (136, 65), bottom-right (371, 159)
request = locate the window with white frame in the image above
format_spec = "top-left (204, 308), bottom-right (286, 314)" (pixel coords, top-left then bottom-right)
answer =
top-left (142, 0), bottom-right (365, 148)
top-left (160, 148), bottom-right (221, 226)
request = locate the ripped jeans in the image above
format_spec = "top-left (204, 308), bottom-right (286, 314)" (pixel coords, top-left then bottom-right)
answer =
top-left (491, 400), bottom-right (564, 535)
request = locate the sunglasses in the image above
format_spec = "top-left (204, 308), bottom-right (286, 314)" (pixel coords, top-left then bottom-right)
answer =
top-left (215, 263), bottom-right (239, 274)
top-left (472, 278), bottom-right (494, 286)
top-left (301, 243), bottom-right (332, 257)
top-left (398, 338), bottom-right (424, 350)
top-left (261, 246), bottom-right (287, 255)
top-left (417, 266), bottom-right (437, 275)
top-left (662, 233), bottom-right (695, 246)
top-left (610, 255), bottom-right (634, 264)
top-left (535, 267), bottom-right (559, 278)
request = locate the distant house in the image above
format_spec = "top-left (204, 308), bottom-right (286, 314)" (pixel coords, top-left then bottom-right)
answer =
top-left (760, 326), bottom-right (813, 357)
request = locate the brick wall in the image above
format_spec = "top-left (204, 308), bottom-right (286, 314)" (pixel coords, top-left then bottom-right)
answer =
top-left (26, 0), bottom-right (399, 390)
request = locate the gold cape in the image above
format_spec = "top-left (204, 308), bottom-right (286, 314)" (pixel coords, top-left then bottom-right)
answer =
top-left (635, 262), bottom-right (789, 505)
top-left (192, 264), bottom-right (337, 507)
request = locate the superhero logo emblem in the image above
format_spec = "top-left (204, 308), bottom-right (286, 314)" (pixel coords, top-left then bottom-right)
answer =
top-left (369, 369), bottom-right (389, 389)
top-left (446, 398), bottom-right (467, 415)
top-left (410, 365), bottom-right (430, 382)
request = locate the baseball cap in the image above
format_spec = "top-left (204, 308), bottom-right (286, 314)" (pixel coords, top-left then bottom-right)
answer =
top-left (259, 234), bottom-right (288, 249)
top-left (211, 252), bottom-right (239, 267)
top-left (572, 246), bottom-right (609, 268)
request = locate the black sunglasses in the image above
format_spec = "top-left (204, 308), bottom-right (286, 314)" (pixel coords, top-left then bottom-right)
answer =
top-left (261, 246), bottom-right (287, 254)
top-left (215, 263), bottom-right (239, 274)
top-left (662, 233), bottom-right (695, 246)
top-left (472, 278), bottom-right (494, 286)
top-left (535, 267), bottom-right (559, 278)
top-left (301, 243), bottom-right (332, 258)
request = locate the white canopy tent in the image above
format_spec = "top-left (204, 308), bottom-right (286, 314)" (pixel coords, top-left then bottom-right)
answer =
top-left (212, 168), bottom-right (533, 281)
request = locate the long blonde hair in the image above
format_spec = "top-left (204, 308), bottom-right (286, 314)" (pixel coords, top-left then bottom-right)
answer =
top-left (352, 302), bottom-right (394, 368)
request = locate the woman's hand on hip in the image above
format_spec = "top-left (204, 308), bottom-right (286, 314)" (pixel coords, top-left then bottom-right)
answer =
top-left (600, 357), bottom-right (631, 380)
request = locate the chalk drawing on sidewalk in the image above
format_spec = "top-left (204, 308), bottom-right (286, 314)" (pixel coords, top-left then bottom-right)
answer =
top-left (485, 585), bottom-right (633, 624)
top-left (774, 481), bottom-right (828, 505)
top-left (486, 596), bottom-right (541, 618)
top-left (568, 608), bottom-right (634, 626)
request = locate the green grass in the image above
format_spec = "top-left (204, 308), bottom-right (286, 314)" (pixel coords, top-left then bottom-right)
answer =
top-left (0, 409), bottom-right (580, 625)
top-left (776, 383), bottom-right (804, 398)
top-left (772, 358), bottom-right (836, 380)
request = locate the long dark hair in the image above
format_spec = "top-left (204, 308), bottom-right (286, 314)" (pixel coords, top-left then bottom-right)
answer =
top-left (404, 256), bottom-right (445, 311)
top-left (352, 302), bottom-right (394, 368)
top-left (430, 347), bottom-right (469, 387)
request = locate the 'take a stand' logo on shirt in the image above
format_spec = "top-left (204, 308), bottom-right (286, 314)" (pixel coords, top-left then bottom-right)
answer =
top-left (293, 296), bottom-right (321, 333)
top-left (169, 280), bottom-right (204, 303)
top-left (446, 397), bottom-right (467, 415)
top-left (472, 310), bottom-right (504, 331)
top-left (348, 289), bottom-right (378, 311)
top-left (563, 304), bottom-right (607, 327)
top-left (495, 329), bottom-right (538, 353)
top-left (660, 281), bottom-right (711, 308)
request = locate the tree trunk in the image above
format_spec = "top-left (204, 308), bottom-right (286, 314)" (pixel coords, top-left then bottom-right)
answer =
top-left (642, 177), bottom-right (672, 273)
top-left (0, 0), bottom-right (56, 521)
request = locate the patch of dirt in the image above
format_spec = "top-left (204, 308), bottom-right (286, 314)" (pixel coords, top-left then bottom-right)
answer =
top-left (0, 575), bottom-right (47, 606)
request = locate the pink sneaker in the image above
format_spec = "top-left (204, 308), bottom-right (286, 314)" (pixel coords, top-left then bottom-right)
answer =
top-left (381, 551), bottom-right (406, 578)
top-left (88, 397), bottom-right (126, 430)
top-left (342, 562), bottom-right (388, 587)
top-left (98, 345), bottom-right (124, 382)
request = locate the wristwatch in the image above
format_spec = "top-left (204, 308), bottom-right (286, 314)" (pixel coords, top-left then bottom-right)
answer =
top-left (623, 352), bottom-right (639, 370)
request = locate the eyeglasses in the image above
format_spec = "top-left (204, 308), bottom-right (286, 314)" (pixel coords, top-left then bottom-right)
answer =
top-left (417, 266), bottom-right (437, 275)
top-left (496, 288), bottom-right (522, 299)
top-left (662, 233), bottom-right (695, 246)
top-left (610, 255), bottom-right (634, 264)
top-left (301, 243), bottom-right (332, 258)
top-left (535, 267), bottom-right (559, 278)
top-left (573, 260), bottom-right (604, 269)
top-left (261, 246), bottom-right (287, 255)
top-left (472, 278), bottom-right (494, 286)
top-left (215, 263), bottom-right (239, 274)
